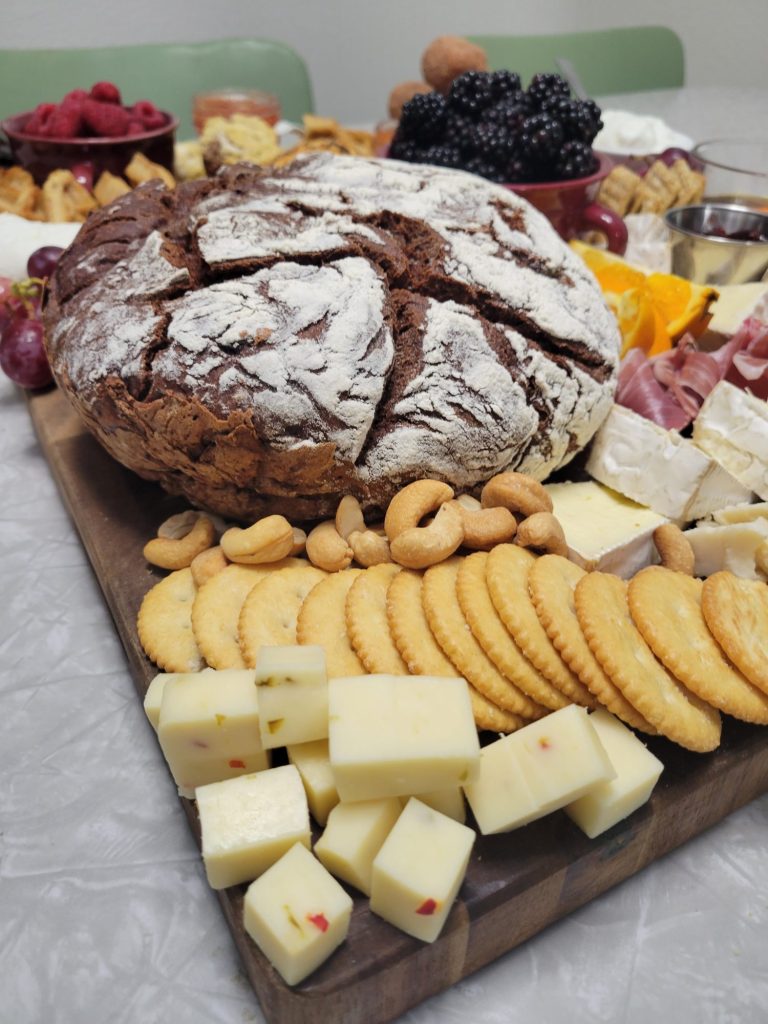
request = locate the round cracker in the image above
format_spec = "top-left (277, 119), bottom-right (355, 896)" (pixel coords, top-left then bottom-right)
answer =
top-left (629, 566), bottom-right (768, 724)
top-left (386, 568), bottom-right (522, 733)
top-left (296, 569), bottom-right (365, 678)
top-left (422, 557), bottom-right (544, 719)
top-left (701, 571), bottom-right (768, 695)
top-left (486, 545), bottom-right (596, 707)
top-left (575, 571), bottom-right (721, 752)
top-left (191, 559), bottom-right (304, 669)
top-left (530, 554), bottom-right (656, 733)
top-left (137, 568), bottom-right (203, 673)
top-left (457, 552), bottom-right (565, 713)
top-left (239, 564), bottom-right (328, 668)
top-left (345, 563), bottom-right (408, 675)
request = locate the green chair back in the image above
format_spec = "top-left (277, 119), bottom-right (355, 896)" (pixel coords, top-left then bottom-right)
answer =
top-left (468, 26), bottom-right (684, 96)
top-left (0, 37), bottom-right (314, 139)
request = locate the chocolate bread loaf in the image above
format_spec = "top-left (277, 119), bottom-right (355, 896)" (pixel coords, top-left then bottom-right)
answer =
top-left (44, 153), bottom-right (620, 521)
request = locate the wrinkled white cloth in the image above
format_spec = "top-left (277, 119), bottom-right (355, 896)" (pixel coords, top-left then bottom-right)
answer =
top-left (1, 372), bottom-right (766, 1024)
top-left (0, 213), bottom-right (80, 279)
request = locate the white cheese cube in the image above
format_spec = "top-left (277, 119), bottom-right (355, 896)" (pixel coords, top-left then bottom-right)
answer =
top-left (255, 645), bottom-right (328, 749)
top-left (513, 705), bottom-right (616, 812)
top-left (314, 797), bottom-right (402, 895)
top-left (462, 734), bottom-right (541, 834)
top-left (684, 518), bottom-right (768, 581)
top-left (406, 787), bottom-right (466, 824)
top-left (243, 842), bottom-right (353, 986)
top-left (328, 675), bottom-right (480, 803)
top-left (197, 765), bottom-right (310, 890)
top-left (586, 404), bottom-right (752, 521)
top-left (143, 672), bottom-right (169, 731)
top-left (370, 798), bottom-right (475, 943)
top-left (545, 481), bottom-right (668, 578)
top-left (287, 739), bottom-right (340, 826)
top-left (565, 710), bottom-right (664, 838)
top-left (693, 381), bottom-right (768, 500)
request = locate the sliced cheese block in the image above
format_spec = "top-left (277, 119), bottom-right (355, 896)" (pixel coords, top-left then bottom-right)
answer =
top-left (287, 739), bottom-right (339, 827)
top-left (328, 675), bottom-right (480, 803)
top-left (587, 404), bottom-right (752, 521)
top-left (564, 710), bottom-right (663, 838)
top-left (693, 381), bottom-right (768, 500)
top-left (545, 481), bottom-right (668, 578)
top-left (255, 644), bottom-right (329, 749)
top-left (314, 797), bottom-right (402, 896)
top-left (684, 518), bottom-right (768, 581)
top-left (243, 842), bottom-right (353, 986)
top-left (370, 797), bottom-right (475, 943)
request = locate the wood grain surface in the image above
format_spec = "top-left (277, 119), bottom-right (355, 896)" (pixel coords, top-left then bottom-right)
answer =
top-left (27, 385), bottom-right (768, 1024)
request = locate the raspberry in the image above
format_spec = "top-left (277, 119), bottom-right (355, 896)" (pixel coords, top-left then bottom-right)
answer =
top-left (126, 120), bottom-right (146, 136)
top-left (24, 103), bottom-right (56, 136)
top-left (81, 98), bottom-right (131, 137)
top-left (90, 81), bottom-right (122, 105)
top-left (131, 101), bottom-right (166, 131)
top-left (61, 89), bottom-right (89, 111)
top-left (46, 104), bottom-right (85, 139)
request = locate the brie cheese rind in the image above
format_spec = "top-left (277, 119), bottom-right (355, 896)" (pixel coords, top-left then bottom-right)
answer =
top-left (693, 382), bottom-right (768, 501)
top-left (586, 404), bottom-right (753, 521)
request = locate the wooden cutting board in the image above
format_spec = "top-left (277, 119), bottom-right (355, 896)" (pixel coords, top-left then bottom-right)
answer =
top-left (27, 385), bottom-right (768, 1024)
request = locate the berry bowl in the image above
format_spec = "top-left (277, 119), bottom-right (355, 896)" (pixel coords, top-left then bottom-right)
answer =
top-left (1, 109), bottom-right (178, 186)
top-left (505, 153), bottom-right (628, 254)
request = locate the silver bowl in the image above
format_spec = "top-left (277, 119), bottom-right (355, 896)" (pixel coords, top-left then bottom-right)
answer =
top-left (664, 203), bottom-right (768, 285)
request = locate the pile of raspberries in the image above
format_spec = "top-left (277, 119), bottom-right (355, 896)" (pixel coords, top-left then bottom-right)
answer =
top-left (22, 83), bottom-right (167, 139)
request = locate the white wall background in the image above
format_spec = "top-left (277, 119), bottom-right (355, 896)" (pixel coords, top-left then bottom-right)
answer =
top-left (4, 0), bottom-right (765, 123)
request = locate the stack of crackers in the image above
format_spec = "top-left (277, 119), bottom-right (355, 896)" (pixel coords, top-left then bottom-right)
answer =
top-left (271, 115), bottom-right (375, 168)
top-left (137, 516), bottom-right (768, 755)
top-left (597, 158), bottom-right (706, 217)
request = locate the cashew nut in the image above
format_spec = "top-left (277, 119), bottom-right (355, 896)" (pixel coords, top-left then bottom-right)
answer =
top-left (451, 501), bottom-right (517, 550)
top-left (306, 520), bottom-right (354, 572)
top-left (756, 538), bottom-right (768, 578)
top-left (348, 529), bottom-right (393, 567)
top-left (480, 472), bottom-right (553, 518)
top-left (653, 523), bottom-right (695, 575)
top-left (514, 512), bottom-right (568, 557)
top-left (157, 509), bottom-right (204, 540)
top-left (454, 493), bottom-right (482, 512)
top-left (389, 501), bottom-right (464, 569)
top-left (190, 544), bottom-right (229, 587)
top-left (290, 527), bottom-right (308, 557)
top-left (220, 515), bottom-right (294, 564)
top-left (335, 495), bottom-right (366, 540)
top-left (143, 514), bottom-right (216, 570)
top-left (384, 479), bottom-right (455, 541)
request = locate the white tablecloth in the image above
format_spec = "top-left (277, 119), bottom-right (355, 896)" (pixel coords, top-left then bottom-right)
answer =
top-left (2, 86), bottom-right (767, 1024)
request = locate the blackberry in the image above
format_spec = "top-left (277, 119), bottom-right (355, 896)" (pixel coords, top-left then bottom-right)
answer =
top-left (526, 72), bottom-right (571, 111)
top-left (557, 140), bottom-right (599, 180)
top-left (518, 113), bottom-right (564, 163)
top-left (463, 155), bottom-right (505, 182)
top-left (397, 91), bottom-right (447, 143)
top-left (447, 71), bottom-right (494, 120)
top-left (485, 93), bottom-right (527, 133)
top-left (388, 136), bottom-right (425, 163)
top-left (504, 155), bottom-right (532, 184)
top-left (541, 95), bottom-right (603, 143)
top-left (423, 143), bottom-right (462, 169)
top-left (490, 69), bottom-right (522, 100)
top-left (443, 113), bottom-right (474, 151)
top-left (468, 122), bottom-right (517, 165)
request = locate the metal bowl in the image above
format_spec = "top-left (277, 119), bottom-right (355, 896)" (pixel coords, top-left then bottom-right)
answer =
top-left (664, 203), bottom-right (768, 285)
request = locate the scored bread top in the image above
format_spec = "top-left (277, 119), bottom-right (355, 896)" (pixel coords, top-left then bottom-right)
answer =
top-left (45, 153), bottom-right (621, 521)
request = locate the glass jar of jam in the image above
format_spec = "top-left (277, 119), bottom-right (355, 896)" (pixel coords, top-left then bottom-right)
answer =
top-left (192, 89), bottom-right (282, 134)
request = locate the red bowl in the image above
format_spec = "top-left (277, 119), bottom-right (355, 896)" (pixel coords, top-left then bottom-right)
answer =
top-left (505, 153), bottom-right (627, 254)
top-left (1, 110), bottom-right (178, 185)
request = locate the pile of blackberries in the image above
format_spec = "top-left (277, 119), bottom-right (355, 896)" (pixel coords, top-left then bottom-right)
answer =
top-left (389, 70), bottom-right (603, 183)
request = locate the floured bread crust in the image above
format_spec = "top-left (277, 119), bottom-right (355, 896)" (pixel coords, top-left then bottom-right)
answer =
top-left (45, 153), bottom-right (620, 521)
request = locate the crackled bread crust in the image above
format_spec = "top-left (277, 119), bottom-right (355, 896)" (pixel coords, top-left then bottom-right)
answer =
top-left (44, 153), bottom-right (621, 522)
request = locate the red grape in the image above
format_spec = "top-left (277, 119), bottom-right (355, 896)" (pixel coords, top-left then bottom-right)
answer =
top-left (658, 147), bottom-right (691, 167)
top-left (0, 317), bottom-right (53, 389)
top-left (27, 246), bottom-right (64, 280)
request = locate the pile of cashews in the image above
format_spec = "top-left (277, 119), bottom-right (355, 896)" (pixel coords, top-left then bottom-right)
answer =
top-left (142, 472), bottom-right (571, 577)
top-left (142, 472), bottom-right (696, 579)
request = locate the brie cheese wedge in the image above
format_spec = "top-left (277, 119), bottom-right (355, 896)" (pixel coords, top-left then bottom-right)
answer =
top-left (693, 382), bottom-right (768, 500)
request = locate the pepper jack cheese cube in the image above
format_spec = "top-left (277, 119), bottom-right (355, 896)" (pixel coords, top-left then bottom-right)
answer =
top-left (403, 787), bottom-right (466, 824)
top-left (243, 842), bottom-right (353, 986)
top-left (565, 710), bottom-right (664, 838)
top-left (328, 675), bottom-right (480, 802)
top-left (314, 797), bottom-right (402, 896)
top-left (462, 735), bottom-right (542, 834)
top-left (370, 798), bottom-right (475, 943)
top-left (255, 645), bottom-right (329, 749)
top-left (197, 764), bottom-right (310, 890)
top-left (287, 739), bottom-right (340, 826)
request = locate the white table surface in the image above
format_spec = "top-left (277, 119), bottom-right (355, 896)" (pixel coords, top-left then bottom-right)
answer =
top-left (2, 86), bottom-right (767, 1024)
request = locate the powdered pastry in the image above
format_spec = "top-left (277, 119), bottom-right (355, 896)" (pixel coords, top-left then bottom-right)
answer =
top-left (45, 153), bottom-right (620, 521)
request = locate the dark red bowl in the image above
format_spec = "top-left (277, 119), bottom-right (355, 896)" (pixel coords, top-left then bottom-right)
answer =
top-left (1, 110), bottom-right (178, 185)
